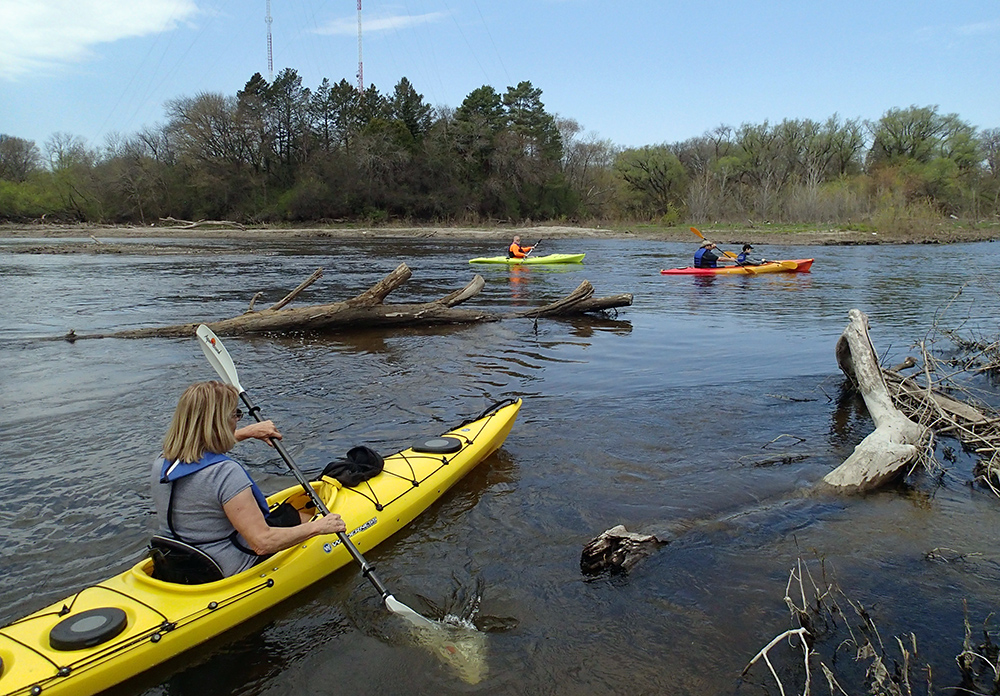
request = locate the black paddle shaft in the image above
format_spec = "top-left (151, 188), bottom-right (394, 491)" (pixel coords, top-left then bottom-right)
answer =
top-left (238, 391), bottom-right (392, 601)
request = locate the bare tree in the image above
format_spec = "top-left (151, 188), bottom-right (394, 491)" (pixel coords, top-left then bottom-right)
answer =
top-left (0, 134), bottom-right (42, 181)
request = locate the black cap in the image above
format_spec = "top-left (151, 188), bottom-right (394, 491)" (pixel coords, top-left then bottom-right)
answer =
top-left (742, 244), bottom-right (753, 251)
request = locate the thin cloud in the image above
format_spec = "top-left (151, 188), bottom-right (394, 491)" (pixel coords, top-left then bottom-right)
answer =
top-left (315, 12), bottom-right (447, 37)
top-left (954, 19), bottom-right (1000, 37)
top-left (914, 18), bottom-right (1000, 44)
top-left (0, 0), bottom-right (199, 80)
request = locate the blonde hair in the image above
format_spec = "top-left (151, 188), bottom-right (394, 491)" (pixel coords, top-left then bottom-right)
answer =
top-left (162, 381), bottom-right (239, 463)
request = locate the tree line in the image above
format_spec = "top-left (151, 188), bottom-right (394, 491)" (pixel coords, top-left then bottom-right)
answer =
top-left (1, 69), bottom-right (998, 230)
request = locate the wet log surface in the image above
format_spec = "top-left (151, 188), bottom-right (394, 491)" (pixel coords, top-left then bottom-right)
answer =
top-left (822, 309), bottom-right (928, 492)
top-left (580, 525), bottom-right (665, 575)
top-left (60, 263), bottom-right (633, 340)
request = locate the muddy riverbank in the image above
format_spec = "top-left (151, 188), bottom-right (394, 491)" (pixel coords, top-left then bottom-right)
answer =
top-left (2, 220), bottom-right (998, 255)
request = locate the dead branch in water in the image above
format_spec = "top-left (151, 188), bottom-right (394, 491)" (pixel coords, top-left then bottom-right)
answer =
top-left (868, 281), bottom-right (1000, 496)
top-left (158, 216), bottom-right (247, 231)
top-left (59, 263), bottom-right (633, 340)
top-left (742, 558), bottom-right (933, 696)
top-left (266, 267), bottom-right (323, 311)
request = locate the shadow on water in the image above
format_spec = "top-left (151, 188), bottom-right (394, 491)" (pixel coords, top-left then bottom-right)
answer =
top-left (828, 379), bottom-right (875, 448)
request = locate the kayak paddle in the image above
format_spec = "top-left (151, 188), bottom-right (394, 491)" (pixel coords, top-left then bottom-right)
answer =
top-left (195, 324), bottom-right (436, 629)
top-left (689, 226), bottom-right (739, 259)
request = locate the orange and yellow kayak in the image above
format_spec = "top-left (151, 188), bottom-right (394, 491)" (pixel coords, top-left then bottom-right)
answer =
top-left (660, 259), bottom-right (814, 275)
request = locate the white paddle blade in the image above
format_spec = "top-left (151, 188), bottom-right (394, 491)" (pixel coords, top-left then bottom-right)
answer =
top-left (384, 594), bottom-right (437, 629)
top-left (195, 325), bottom-right (244, 393)
top-left (386, 595), bottom-right (488, 684)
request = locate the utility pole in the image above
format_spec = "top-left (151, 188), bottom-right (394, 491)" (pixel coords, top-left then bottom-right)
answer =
top-left (356, 0), bottom-right (363, 93)
top-left (266, 0), bottom-right (274, 80)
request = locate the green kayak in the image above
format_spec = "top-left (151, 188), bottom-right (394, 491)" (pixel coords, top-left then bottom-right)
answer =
top-left (469, 253), bottom-right (585, 265)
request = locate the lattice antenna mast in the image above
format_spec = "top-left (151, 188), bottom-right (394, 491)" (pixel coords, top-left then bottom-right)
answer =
top-left (266, 0), bottom-right (274, 80)
top-left (356, 0), bottom-right (363, 93)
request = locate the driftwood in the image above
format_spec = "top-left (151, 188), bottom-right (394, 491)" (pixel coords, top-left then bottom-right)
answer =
top-left (822, 309), bottom-right (928, 492)
top-left (267, 268), bottom-right (323, 311)
top-left (580, 525), bottom-right (665, 574)
top-left (514, 280), bottom-right (633, 318)
top-left (883, 354), bottom-right (1000, 495)
top-left (158, 216), bottom-right (246, 231)
top-left (63, 263), bottom-right (633, 340)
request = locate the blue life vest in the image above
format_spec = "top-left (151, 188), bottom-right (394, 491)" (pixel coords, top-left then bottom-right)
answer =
top-left (694, 247), bottom-right (716, 268)
top-left (736, 252), bottom-right (749, 264)
top-left (160, 452), bottom-right (270, 516)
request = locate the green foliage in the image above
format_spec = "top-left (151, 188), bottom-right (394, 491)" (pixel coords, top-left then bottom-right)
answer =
top-left (502, 81), bottom-right (563, 162)
top-left (388, 77), bottom-right (432, 142)
top-left (0, 175), bottom-right (64, 219)
top-left (659, 204), bottom-right (681, 227)
top-left (614, 146), bottom-right (688, 218)
top-left (5, 76), bottom-right (998, 226)
top-left (871, 198), bottom-right (942, 235)
top-left (868, 105), bottom-right (977, 168)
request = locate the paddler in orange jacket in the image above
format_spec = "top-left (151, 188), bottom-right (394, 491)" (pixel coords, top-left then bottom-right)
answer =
top-left (508, 235), bottom-right (535, 259)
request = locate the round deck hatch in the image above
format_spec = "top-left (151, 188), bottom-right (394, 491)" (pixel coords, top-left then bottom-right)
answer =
top-left (411, 436), bottom-right (462, 454)
top-left (50, 607), bottom-right (128, 651)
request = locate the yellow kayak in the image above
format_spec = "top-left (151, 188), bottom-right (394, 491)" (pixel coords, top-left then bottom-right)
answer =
top-left (469, 253), bottom-right (585, 265)
top-left (0, 398), bottom-right (521, 696)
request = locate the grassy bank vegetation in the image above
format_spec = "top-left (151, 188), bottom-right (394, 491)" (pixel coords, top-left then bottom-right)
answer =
top-left (1, 71), bottom-right (998, 240)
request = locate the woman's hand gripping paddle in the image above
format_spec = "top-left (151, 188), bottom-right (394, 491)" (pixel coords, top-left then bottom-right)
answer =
top-left (195, 324), bottom-right (435, 629)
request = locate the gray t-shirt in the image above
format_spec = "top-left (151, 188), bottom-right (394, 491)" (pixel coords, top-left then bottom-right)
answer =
top-left (150, 456), bottom-right (260, 577)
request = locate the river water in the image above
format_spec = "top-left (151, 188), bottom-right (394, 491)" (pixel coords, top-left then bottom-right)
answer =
top-left (1, 235), bottom-right (999, 695)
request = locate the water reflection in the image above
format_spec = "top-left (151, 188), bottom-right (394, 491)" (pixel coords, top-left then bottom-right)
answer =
top-left (829, 382), bottom-right (873, 448)
top-left (561, 316), bottom-right (633, 338)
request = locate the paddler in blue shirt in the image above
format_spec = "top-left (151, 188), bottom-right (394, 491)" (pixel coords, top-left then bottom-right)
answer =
top-left (693, 241), bottom-right (737, 268)
top-left (736, 243), bottom-right (767, 266)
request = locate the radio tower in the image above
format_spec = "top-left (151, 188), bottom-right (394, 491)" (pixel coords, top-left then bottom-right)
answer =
top-left (266, 0), bottom-right (274, 80)
top-left (356, 0), bottom-right (363, 93)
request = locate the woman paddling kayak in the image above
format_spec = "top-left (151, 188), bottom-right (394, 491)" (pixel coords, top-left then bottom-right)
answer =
top-left (151, 381), bottom-right (346, 578)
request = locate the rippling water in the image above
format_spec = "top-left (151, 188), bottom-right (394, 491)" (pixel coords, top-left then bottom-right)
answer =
top-left (1, 236), bottom-right (999, 695)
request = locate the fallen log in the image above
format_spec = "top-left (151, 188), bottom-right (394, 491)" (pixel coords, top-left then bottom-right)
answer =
top-left (511, 280), bottom-right (633, 318)
top-left (821, 309), bottom-right (928, 492)
top-left (62, 263), bottom-right (632, 340)
top-left (158, 216), bottom-right (246, 231)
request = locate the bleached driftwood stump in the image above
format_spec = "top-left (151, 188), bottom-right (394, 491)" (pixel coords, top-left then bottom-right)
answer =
top-left (822, 309), bottom-right (927, 492)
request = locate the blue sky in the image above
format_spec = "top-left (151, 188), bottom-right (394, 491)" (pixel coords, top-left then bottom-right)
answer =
top-left (2, 0), bottom-right (998, 156)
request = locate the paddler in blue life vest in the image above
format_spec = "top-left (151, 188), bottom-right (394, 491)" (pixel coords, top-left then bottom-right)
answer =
top-left (152, 381), bottom-right (346, 577)
top-left (693, 240), bottom-right (736, 268)
top-left (508, 235), bottom-right (535, 259)
top-left (736, 243), bottom-right (767, 266)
